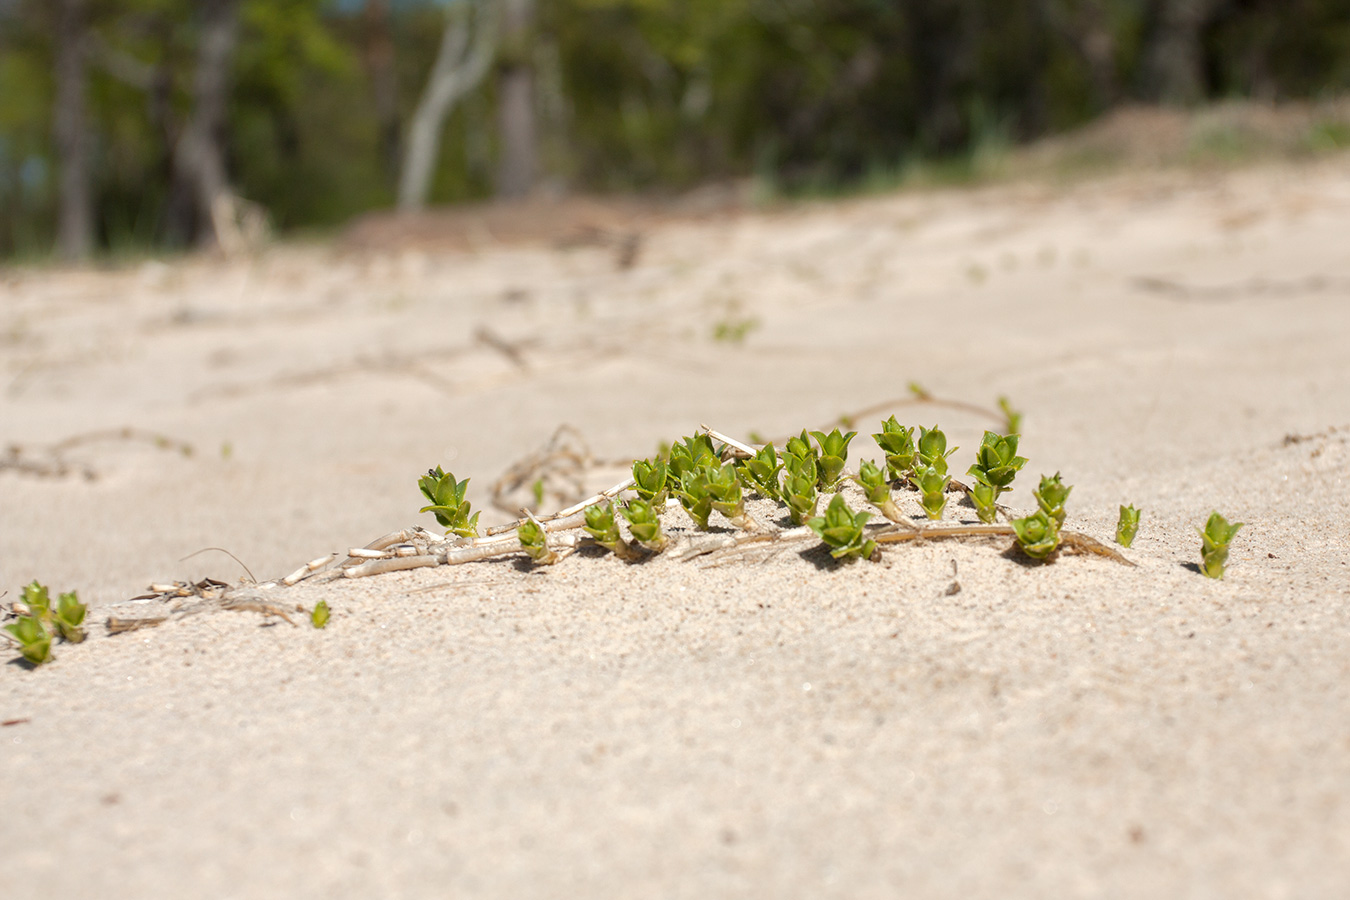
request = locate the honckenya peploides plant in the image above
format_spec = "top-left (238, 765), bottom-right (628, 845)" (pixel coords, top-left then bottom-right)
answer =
top-left (418, 467), bottom-right (481, 537)
top-left (3, 581), bottom-right (87, 666)
top-left (1116, 504), bottom-right (1141, 548)
top-left (966, 431), bottom-right (1027, 523)
top-left (1198, 512), bottom-right (1243, 579)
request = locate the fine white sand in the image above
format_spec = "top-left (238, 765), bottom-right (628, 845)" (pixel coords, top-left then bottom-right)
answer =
top-left (3, 160), bottom-right (1349, 898)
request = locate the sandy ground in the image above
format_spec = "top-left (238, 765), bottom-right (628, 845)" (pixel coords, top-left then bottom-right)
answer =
top-left (2, 160), bottom-right (1349, 898)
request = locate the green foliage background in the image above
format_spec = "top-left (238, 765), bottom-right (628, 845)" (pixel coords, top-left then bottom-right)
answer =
top-left (2, 0), bottom-right (1349, 257)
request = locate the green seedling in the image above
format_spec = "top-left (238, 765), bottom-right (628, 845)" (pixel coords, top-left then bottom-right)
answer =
top-left (311, 600), bottom-right (331, 629)
top-left (621, 499), bottom-right (668, 552)
top-left (783, 465), bottom-right (819, 526)
top-left (1198, 512), bottom-right (1244, 579)
top-left (531, 478), bottom-right (545, 509)
top-left (1116, 504), bottom-right (1141, 548)
top-left (4, 615), bottom-right (51, 666)
top-left (783, 430), bottom-right (819, 474)
top-left (704, 461), bottom-right (755, 529)
top-left (1012, 509), bottom-right (1060, 561)
top-left (632, 458), bottom-right (670, 506)
top-left (912, 464), bottom-right (950, 520)
top-left (872, 417), bottom-right (917, 481)
top-left (674, 466), bottom-right (716, 531)
top-left (667, 434), bottom-right (719, 480)
top-left (807, 494), bottom-right (877, 562)
top-left (1033, 473), bottom-right (1072, 528)
top-left (736, 442), bottom-right (783, 501)
top-left (916, 425), bottom-right (957, 475)
top-left (968, 431), bottom-right (1027, 495)
top-left (998, 396), bottom-right (1022, 435)
top-left (517, 517), bottom-right (561, 564)
top-left (969, 480), bottom-right (999, 524)
top-left (809, 428), bottom-right (856, 488)
top-left (584, 502), bottom-right (642, 560)
top-left (53, 590), bottom-right (86, 644)
top-left (854, 460), bottom-right (904, 523)
top-left (21, 580), bottom-right (52, 628)
top-left (418, 466), bottom-right (480, 538)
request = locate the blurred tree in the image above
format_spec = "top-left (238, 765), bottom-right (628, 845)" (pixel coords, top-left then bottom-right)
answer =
top-left (495, 0), bottom-right (535, 197)
top-left (53, 0), bottom-right (92, 259)
top-left (398, 0), bottom-right (497, 210)
top-left (1141, 0), bottom-right (1230, 104)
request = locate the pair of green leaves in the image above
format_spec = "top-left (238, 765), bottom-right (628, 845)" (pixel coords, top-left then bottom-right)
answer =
top-left (1199, 512), bottom-right (1244, 579)
top-left (785, 429), bottom-right (856, 489)
top-left (4, 581), bottom-right (87, 666)
top-left (807, 494), bottom-right (877, 562)
top-left (1116, 505), bottom-right (1141, 548)
top-left (418, 466), bottom-right (480, 538)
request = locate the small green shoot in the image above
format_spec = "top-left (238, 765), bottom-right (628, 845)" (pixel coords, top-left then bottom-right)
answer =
top-left (418, 466), bottom-right (481, 538)
top-left (21, 580), bottom-right (52, 628)
top-left (311, 600), bottom-right (331, 629)
top-left (674, 467), bottom-right (716, 531)
top-left (969, 481), bottom-right (999, 524)
top-left (783, 430), bottom-right (819, 475)
top-left (517, 517), bottom-right (561, 564)
top-left (632, 458), bottom-right (670, 506)
top-left (736, 443), bottom-right (783, 500)
top-left (621, 499), bottom-right (668, 552)
top-left (806, 494), bottom-right (877, 562)
top-left (1116, 504), bottom-right (1141, 548)
top-left (872, 417), bottom-right (916, 481)
top-left (4, 615), bottom-right (51, 666)
top-left (1033, 473), bottom-right (1072, 528)
top-left (1198, 512), bottom-right (1243, 579)
top-left (1012, 509), bottom-right (1060, 561)
top-left (704, 461), bottom-right (754, 529)
top-left (809, 428), bottom-right (856, 488)
top-left (667, 434), bottom-right (718, 480)
top-left (783, 464), bottom-right (819, 526)
top-left (998, 396), bottom-right (1022, 434)
top-left (854, 460), bottom-right (904, 523)
top-left (531, 478), bottom-right (545, 509)
top-left (53, 591), bottom-right (86, 643)
top-left (912, 464), bottom-right (950, 520)
top-left (584, 502), bottom-right (641, 560)
top-left (916, 425), bottom-right (957, 475)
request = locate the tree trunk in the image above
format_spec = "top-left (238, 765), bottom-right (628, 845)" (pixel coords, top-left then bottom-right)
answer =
top-left (494, 0), bottom-right (536, 199)
top-left (362, 0), bottom-right (401, 186)
top-left (1142, 0), bottom-right (1225, 106)
top-left (398, 0), bottom-right (498, 211)
top-left (54, 0), bottom-right (93, 260)
top-left (168, 0), bottom-right (240, 248)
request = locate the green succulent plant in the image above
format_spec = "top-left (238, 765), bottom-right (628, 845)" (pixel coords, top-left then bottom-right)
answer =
top-left (311, 600), bottom-right (331, 629)
top-left (632, 458), bottom-right (670, 506)
top-left (807, 494), bottom-right (877, 561)
top-left (517, 517), bottom-right (561, 564)
top-left (1012, 509), bottom-right (1060, 560)
top-left (1116, 504), bottom-right (1141, 548)
top-left (1033, 473), bottom-right (1072, 528)
top-left (667, 434), bottom-right (719, 480)
top-left (1198, 512), bottom-right (1244, 579)
top-left (912, 464), bottom-right (950, 520)
top-left (809, 428), bottom-right (856, 488)
top-left (703, 461), bottom-right (754, 529)
top-left (969, 480), bottom-right (999, 524)
top-left (418, 466), bottom-right (480, 538)
top-left (872, 417), bottom-right (917, 481)
top-left (21, 580), bottom-right (52, 628)
top-left (916, 425), bottom-right (957, 475)
top-left (783, 466), bottom-right (819, 526)
top-left (854, 459), bottom-right (904, 523)
top-left (584, 502), bottom-right (642, 560)
top-left (674, 467), bottom-right (716, 531)
top-left (968, 431), bottom-right (1027, 494)
top-left (783, 430), bottom-right (819, 474)
top-left (621, 499), bottom-right (668, 552)
top-left (53, 590), bottom-right (86, 643)
top-left (4, 615), bottom-right (51, 666)
top-left (736, 442), bottom-right (783, 500)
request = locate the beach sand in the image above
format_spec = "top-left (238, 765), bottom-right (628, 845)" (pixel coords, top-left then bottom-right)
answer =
top-left (3, 160), bottom-right (1349, 898)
